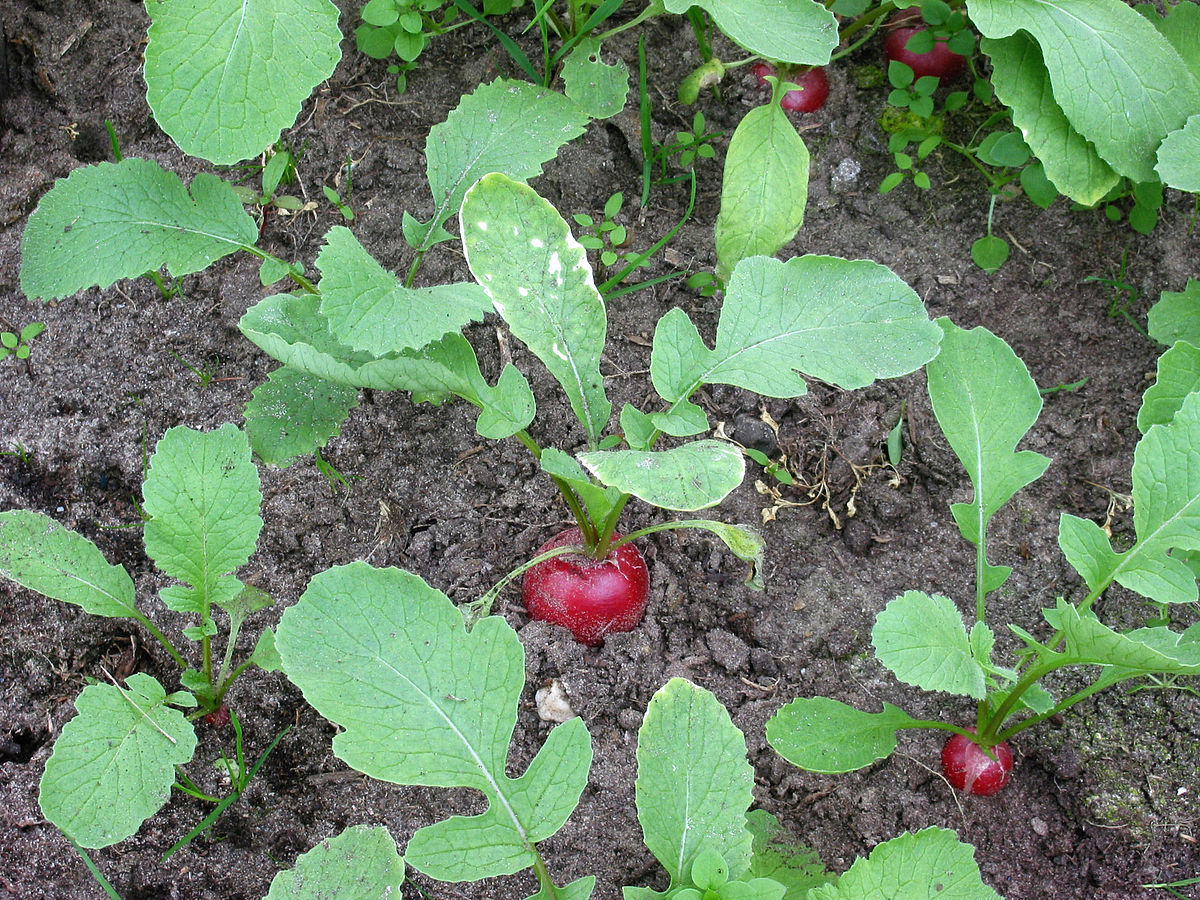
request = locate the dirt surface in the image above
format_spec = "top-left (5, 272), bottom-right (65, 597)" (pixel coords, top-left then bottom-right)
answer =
top-left (1, 2), bottom-right (1198, 898)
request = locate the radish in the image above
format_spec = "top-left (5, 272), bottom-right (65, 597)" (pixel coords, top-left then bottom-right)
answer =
top-left (883, 13), bottom-right (966, 83)
top-left (941, 729), bottom-right (1013, 796)
top-left (752, 62), bottom-right (829, 113)
top-left (522, 527), bottom-right (649, 646)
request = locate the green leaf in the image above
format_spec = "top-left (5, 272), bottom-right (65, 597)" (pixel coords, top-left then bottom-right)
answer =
top-left (968, 0), bottom-right (1200, 184)
top-left (406, 79), bottom-right (589, 252)
top-left (461, 173), bottom-right (611, 446)
top-left (714, 104), bottom-right (809, 280)
top-left (970, 235), bottom-right (1009, 273)
top-left (982, 33), bottom-right (1118, 205)
top-left (662, 0), bottom-right (837, 65)
top-left (264, 825), bottom-right (405, 899)
top-left (766, 698), bottom-right (921, 773)
top-left (244, 367), bottom-right (359, 468)
top-left (635, 679), bottom-right (755, 886)
top-left (927, 319), bottom-right (1049, 594)
top-left (806, 827), bottom-right (1000, 900)
top-left (540, 447), bottom-right (624, 529)
top-left (19, 158), bottom-right (257, 301)
top-left (142, 425), bottom-right (263, 614)
top-left (744, 810), bottom-right (832, 896)
top-left (316, 226), bottom-right (491, 355)
top-left (562, 38), bottom-right (629, 119)
top-left (1058, 391), bottom-right (1200, 605)
top-left (578, 440), bottom-right (744, 512)
top-left (144, 0), bottom-right (342, 164)
top-left (1148, 279), bottom-right (1200, 349)
top-left (1019, 161), bottom-right (1058, 209)
top-left (1138, 340), bottom-right (1200, 432)
top-left (0, 511), bottom-right (137, 618)
top-left (275, 563), bottom-right (592, 883)
top-left (39, 674), bottom-right (197, 848)
top-left (249, 627), bottom-right (282, 672)
top-left (1047, 600), bottom-right (1200, 674)
top-left (652, 256), bottom-right (941, 404)
top-left (871, 591), bottom-right (987, 700)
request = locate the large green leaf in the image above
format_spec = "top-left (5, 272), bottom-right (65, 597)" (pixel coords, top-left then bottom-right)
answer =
top-left (244, 367), bottom-right (359, 467)
top-left (142, 424), bottom-right (263, 616)
top-left (968, 0), bottom-right (1200, 184)
top-left (144, 0), bottom-right (342, 164)
top-left (315, 226), bottom-right (491, 355)
top-left (0, 511), bottom-right (137, 618)
top-left (39, 674), bottom-right (197, 848)
top-left (1157, 114), bottom-right (1200, 192)
top-left (766, 698), bottom-right (922, 774)
top-left (264, 825), bottom-right (405, 899)
top-left (635, 679), bottom-right (755, 886)
top-left (1059, 391), bottom-right (1200, 604)
top-left (871, 592), bottom-right (987, 700)
top-left (1046, 600), bottom-right (1200, 674)
top-left (981, 33), bottom-right (1118, 205)
top-left (19, 158), bottom-right (257, 301)
top-left (662, 0), bottom-right (837, 65)
top-left (404, 79), bottom-right (589, 252)
top-left (461, 173), bottom-right (611, 446)
top-left (1147, 279), bottom-right (1200, 349)
top-left (577, 440), bottom-right (744, 512)
top-left (651, 256), bottom-right (941, 404)
top-left (1137, 340), bottom-right (1200, 433)
top-left (275, 563), bottom-right (592, 884)
top-left (807, 828), bottom-right (1000, 900)
top-left (714, 103), bottom-right (809, 280)
top-left (926, 319), bottom-right (1049, 595)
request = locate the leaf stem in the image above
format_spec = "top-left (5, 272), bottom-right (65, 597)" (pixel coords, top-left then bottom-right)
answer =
top-left (133, 612), bottom-right (188, 670)
top-left (465, 542), bottom-right (587, 624)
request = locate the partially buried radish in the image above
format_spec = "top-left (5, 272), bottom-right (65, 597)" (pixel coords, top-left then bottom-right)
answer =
top-left (941, 728), bottom-right (1013, 796)
top-left (883, 12), bottom-right (967, 82)
top-left (522, 527), bottom-right (649, 646)
top-left (752, 62), bottom-right (829, 113)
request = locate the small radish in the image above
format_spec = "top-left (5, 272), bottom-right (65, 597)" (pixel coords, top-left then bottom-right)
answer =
top-left (941, 729), bottom-right (1013, 796)
top-left (203, 704), bottom-right (231, 728)
top-left (522, 527), bottom-right (649, 646)
top-left (883, 14), bottom-right (966, 82)
top-left (752, 62), bottom-right (829, 113)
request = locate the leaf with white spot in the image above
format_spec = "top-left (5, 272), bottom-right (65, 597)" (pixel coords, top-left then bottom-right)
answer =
top-left (244, 367), bottom-right (358, 467)
top-left (578, 440), bottom-right (744, 512)
top-left (462, 173), bottom-right (611, 447)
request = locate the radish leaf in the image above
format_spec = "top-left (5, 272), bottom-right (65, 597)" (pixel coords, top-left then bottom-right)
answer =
top-left (1147, 279), bottom-right (1200, 350)
top-left (578, 440), bottom-right (744, 512)
top-left (264, 825), bottom-right (404, 899)
top-left (662, 0), bottom-right (837, 66)
top-left (766, 698), bottom-right (922, 774)
top-left (872, 591), bottom-right (987, 700)
top-left (561, 38), bottom-right (629, 119)
top-left (1044, 601), bottom-right (1200, 674)
top-left (244, 367), bottom-right (359, 468)
top-left (744, 810), bottom-right (833, 894)
top-left (1138, 339), bottom-right (1200, 432)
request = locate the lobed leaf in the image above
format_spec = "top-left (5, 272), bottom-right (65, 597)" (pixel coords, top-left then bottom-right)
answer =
top-left (578, 440), bottom-right (744, 512)
top-left (244, 367), bottom-right (359, 468)
top-left (264, 825), bottom-right (405, 899)
top-left (871, 592), bottom-right (987, 700)
top-left (662, 0), bottom-right (837, 65)
top-left (144, 0), bottom-right (342, 164)
top-left (39, 674), bottom-right (197, 848)
top-left (275, 563), bottom-right (592, 884)
top-left (405, 79), bottom-right (589, 252)
top-left (20, 158), bottom-right (257, 301)
top-left (766, 698), bottom-right (921, 774)
top-left (1138, 340), bottom-right (1200, 433)
top-left (0, 510), bottom-right (137, 618)
top-left (462, 173), bottom-right (611, 446)
top-left (635, 679), bottom-right (755, 886)
top-left (1046, 600), bottom-right (1200, 675)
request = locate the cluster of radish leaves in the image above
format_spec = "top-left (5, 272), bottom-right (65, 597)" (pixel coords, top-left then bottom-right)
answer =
top-left (765, 319), bottom-right (1200, 791)
top-left (0, 425), bottom-right (281, 850)
top-left (267, 563), bottom-right (999, 898)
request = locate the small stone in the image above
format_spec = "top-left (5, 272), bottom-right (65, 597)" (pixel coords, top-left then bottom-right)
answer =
top-left (831, 157), bottom-right (861, 191)
top-left (1031, 817), bottom-right (1049, 837)
top-left (535, 679), bottom-right (576, 723)
top-left (617, 707), bottom-right (643, 731)
top-left (706, 628), bottom-right (751, 673)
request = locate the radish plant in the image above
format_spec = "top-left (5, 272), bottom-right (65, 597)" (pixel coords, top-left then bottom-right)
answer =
top-left (766, 320), bottom-right (1200, 795)
top-left (0, 425), bottom-right (282, 849)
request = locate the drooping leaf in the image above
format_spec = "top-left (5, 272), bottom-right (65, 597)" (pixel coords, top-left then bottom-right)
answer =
top-left (652, 256), bottom-right (941, 404)
top-left (1147, 279), bottom-right (1200, 348)
top-left (264, 825), bottom-right (405, 899)
top-left (0, 511), bottom-right (137, 618)
top-left (404, 79), bottom-right (589, 252)
top-left (635, 679), bottom-right (755, 887)
top-left (766, 698), bottom-right (921, 774)
top-left (981, 33), bottom-right (1118, 205)
top-left (39, 674), bottom-right (197, 848)
top-left (1156, 114), bottom-right (1200, 192)
top-left (1059, 391), bottom-right (1200, 604)
top-left (871, 591), bottom-right (987, 700)
top-left (275, 563), bottom-right (592, 884)
top-left (967, 0), bottom-right (1200, 184)
top-left (926, 319), bottom-right (1050, 595)
top-left (1045, 600), bottom-right (1200, 674)
top-left (714, 104), bottom-right (809, 280)
top-left (1138, 341), bottom-right (1200, 432)
top-left (744, 810), bottom-right (833, 896)
top-left (561, 38), bottom-right (629, 119)
top-left (662, 0), bottom-right (837, 65)
top-left (578, 440), bottom-right (744, 512)
top-left (144, 0), bottom-right (342, 164)
top-left (315, 226), bottom-right (491, 355)
top-left (142, 425), bottom-right (263, 616)
top-left (19, 158), bottom-right (257, 301)
top-left (245, 367), bottom-right (359, 468)
top-left (806, 827), bottom-right (1001, 900)
top-left (461, 173), bottom-right (611, 446)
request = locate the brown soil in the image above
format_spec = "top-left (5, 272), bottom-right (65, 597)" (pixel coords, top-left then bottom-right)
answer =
top-left (1, 2), bottom-right (1198, 898)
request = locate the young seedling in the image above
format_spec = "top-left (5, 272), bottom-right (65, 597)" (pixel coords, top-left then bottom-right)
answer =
top-left (767, 320), bottom-right (1200, 795)
top-left (0, 318), bottom-right (46, 377)
top-left (0, 424), bottom-right (281, 851)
